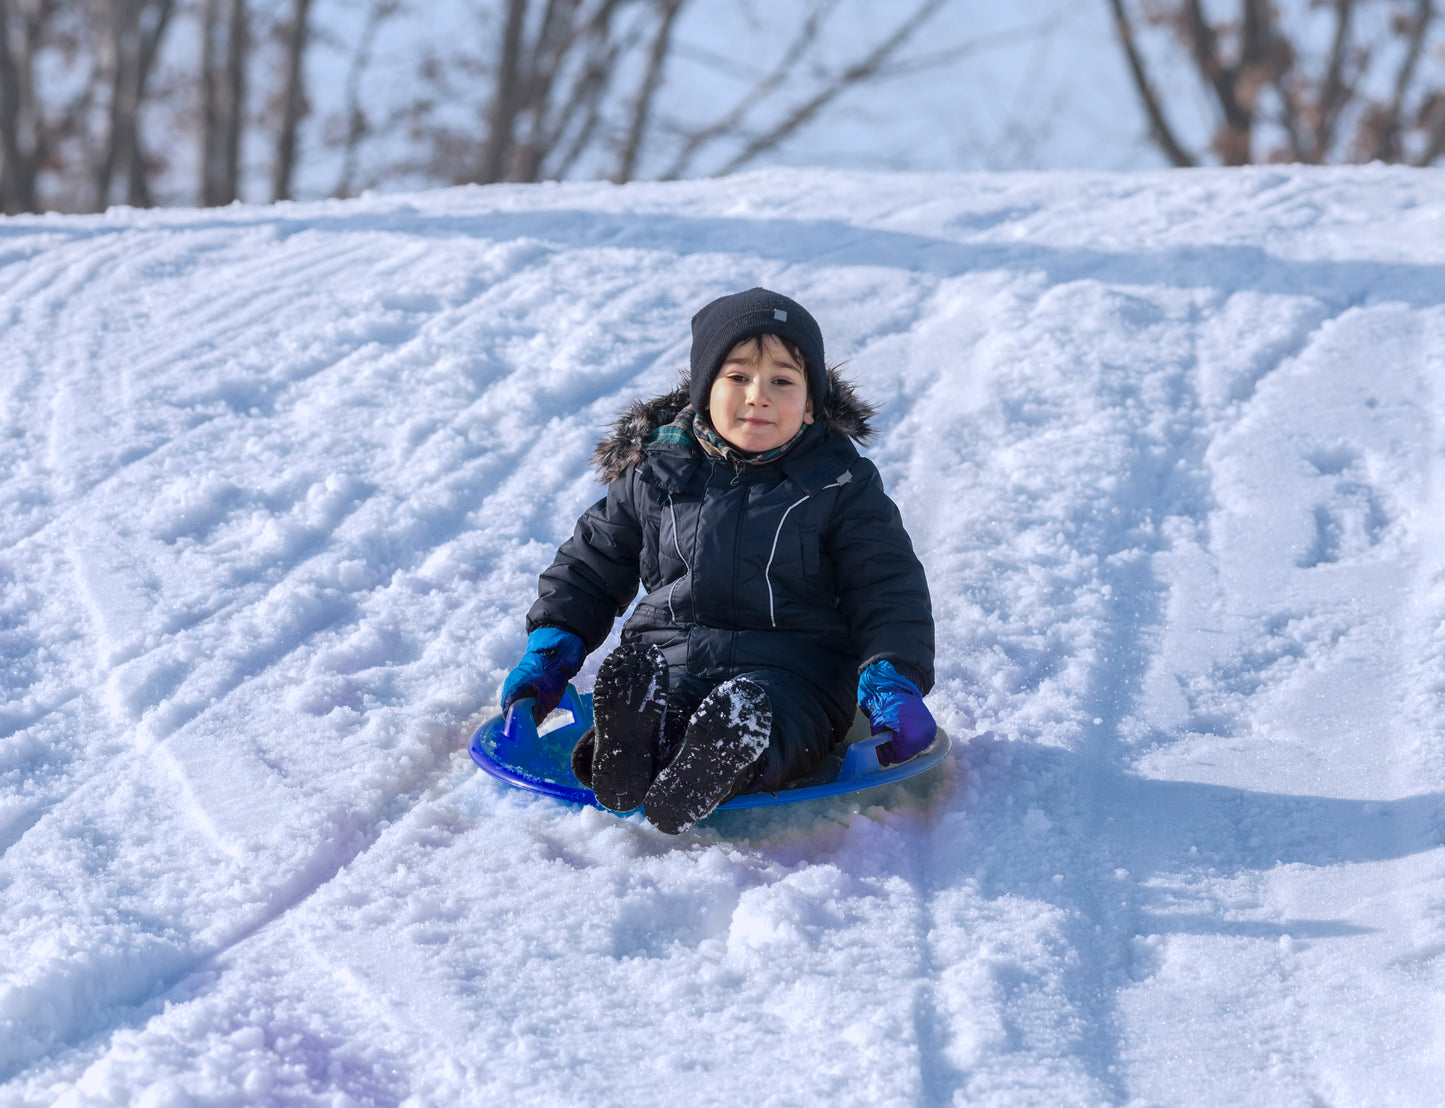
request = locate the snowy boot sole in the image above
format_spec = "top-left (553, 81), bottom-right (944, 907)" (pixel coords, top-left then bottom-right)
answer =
top-left (643, 677), bottom-right (771, 835)
top-left (590, 644), bottom-right (668, 812)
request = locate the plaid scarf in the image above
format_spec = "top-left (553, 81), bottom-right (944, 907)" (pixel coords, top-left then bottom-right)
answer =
top-left (648, 404), bottom-right (807, 467)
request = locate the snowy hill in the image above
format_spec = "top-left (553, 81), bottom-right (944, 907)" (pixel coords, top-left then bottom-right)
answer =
top-left (2, 167), bottom-right (1444, 1107)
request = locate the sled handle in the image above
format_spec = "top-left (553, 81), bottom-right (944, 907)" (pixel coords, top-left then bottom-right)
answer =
top-left (501, 683), bottom-right (586, 744)
top-left (501, 698), bottom-right (534, 744)
top-left (836, 732), bottom-right (891, 781)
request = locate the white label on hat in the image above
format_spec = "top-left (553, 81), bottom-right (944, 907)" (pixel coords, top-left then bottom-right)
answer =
top-left (773, 309), bottom-right (787, 321)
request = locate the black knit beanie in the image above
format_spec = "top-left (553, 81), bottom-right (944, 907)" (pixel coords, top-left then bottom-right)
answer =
top-left (689, 288), bottom-right (827, 415)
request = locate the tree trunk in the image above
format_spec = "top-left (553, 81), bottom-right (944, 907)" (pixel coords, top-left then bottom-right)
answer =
top-left (272, 0), bottom-right (312, 201)
top-left (478, 0), bottom-right (528, 183)
top-left (200, 0), bottom-right (220, 203)
top-left (94, 0), bottom-right (130, 209)
top-left (125, 0), bottom-right (173, 207)
top-left (201, 0), bottom-right (246, 205)
top-left (222, 0), bottom-right (246, 202)
top-left (95, 0), bottom-right (173, 210)
top-left (0, 0), bottom-right (37, 213)
top-left (611, 0), bottom-right (683, 182)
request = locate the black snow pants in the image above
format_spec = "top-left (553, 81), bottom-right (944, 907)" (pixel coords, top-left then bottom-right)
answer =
top-left (572, 649), bottom-right (848, 799)
top-left (659, 664), bottom-right (844, 795)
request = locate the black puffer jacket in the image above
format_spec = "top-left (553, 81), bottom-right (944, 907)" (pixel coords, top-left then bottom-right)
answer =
top-left (526, 372), bottom-right (934, 755)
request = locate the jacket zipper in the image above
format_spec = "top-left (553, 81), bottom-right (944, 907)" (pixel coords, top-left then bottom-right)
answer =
top-left (730, 465), bottom-right (745, 648)
top-left (763, 468), bottom-right (853, 628)
top-left (666, 494), bottom-right (691, 624)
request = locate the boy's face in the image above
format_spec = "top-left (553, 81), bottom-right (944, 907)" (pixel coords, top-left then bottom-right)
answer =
top-left (707, 334), bottom-right (814, 453)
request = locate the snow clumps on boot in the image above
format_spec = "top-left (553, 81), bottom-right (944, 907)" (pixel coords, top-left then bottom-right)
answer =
top-left (643, 676), bottom-right (771, 834)
top-left (588, 643), bottom-right (669, 812)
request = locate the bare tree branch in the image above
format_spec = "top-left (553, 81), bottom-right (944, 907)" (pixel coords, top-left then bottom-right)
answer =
top-left (517, 0), bottom-right (613, 181)
top-left (1105, 0), bottom-right (1196, 166)
top-left (1312, 0), bottom-right (1356, 161)
top-left (333, 0), bottom-right (393, 198)
top-left (1108, 0), bottom-right (1444, 167)
top-left (542, 9), bottom-right (623, 178)
top-left (409, 0), bottom-right (1043, 189)
top-left (1418, 91), bottom-right (1445, 164)
top-left (509, 0), bottom-right (572, 180)
top-left (548, 31), bottom-right (617, 177)
top-left (611, 0), bottom-right (684, 182)
top-left (712, 0), bottom-right (952, 176)
top-left (658, 0), bottom-right (835, 180)
top-left (1184, 0), bottom-right (1255, 162)
top-left (1369, 0), bottom-right (1433, 160)
top-left (868, 13), bottom-right (1089, 80)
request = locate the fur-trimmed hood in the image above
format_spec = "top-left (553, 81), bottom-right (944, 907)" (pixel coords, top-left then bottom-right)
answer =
top-left (592, 367), bottom-right (877, 483)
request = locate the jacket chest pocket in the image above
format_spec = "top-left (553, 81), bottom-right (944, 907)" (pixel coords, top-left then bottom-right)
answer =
top-left (656, 494), bottom-right (693, 582)
top-left (639, 513), bottom-right (661, 587)
top-left (797, 525), bottom-right (820, 575)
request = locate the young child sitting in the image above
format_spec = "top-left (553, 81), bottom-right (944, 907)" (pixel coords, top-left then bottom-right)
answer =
top-left (501, 287), bottom-right (936, 834)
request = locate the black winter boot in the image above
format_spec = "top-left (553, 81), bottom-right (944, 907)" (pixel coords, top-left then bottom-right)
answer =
top-left (570, 729), bottom-right (597, 788)
top-left (590, 643), bottom-right (669, 812)
top-left (643, 677), bottom-right (771, 835)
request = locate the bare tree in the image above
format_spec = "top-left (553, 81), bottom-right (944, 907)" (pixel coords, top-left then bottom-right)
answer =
top-left (330, 0), bottom-right (397, 198)
top-left (1107, 0), bottom-right (1445, 166)
top-left (611, 0), bottom-right (683, 182)
top-left (93, 0), bottom-right (176, 209)
top-left (3, 0), bottom-right (360, 212)
top-left (2, 0), bottom-right (1023, 212)
top-left (661, 0), bottom-right (952, 179)
top-left (270, 0), bottom-right (310, 201)
top-left (656, 3), bottom-right (833, 180)
top-left (406, 0), bottom-right (957, 187)
top-left (0, 0), bottom-right (149, 214)
top-left (200, 0), bottom-right (248, 204)
top-left (467, 0), bottom-right (650, 185)
top-left (478, 0), bottom-right (528, 183)
top-left (0, 0), bottom-right (48, 214)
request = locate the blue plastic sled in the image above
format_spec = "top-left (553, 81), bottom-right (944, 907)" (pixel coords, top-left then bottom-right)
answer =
top-left (469, 683), bottom-right (951, 811)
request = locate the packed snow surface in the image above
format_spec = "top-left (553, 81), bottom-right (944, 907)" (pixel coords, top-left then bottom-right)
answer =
top-left (2, 167), bottom-right (1444, 1107)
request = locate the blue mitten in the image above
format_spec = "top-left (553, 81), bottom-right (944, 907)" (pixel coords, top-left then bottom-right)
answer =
top-left (857, 659), bottom-right (937, 768)
top-left (501, 628), bottom-right (585, 725)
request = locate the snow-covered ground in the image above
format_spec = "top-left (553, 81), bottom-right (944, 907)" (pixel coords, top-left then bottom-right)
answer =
top-left (2, 167), bottom-right (1444, 1107)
